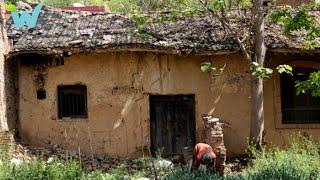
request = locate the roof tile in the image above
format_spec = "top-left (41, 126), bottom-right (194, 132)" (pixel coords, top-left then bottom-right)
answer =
top-left (6, 5), bottom-right (320, 54)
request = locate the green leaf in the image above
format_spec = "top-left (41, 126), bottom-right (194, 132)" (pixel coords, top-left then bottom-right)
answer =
top-left (200, 62), bottom-right (212, 73)
top-left (278, 68), bottom-right (285, 73)
top-left (284, 65), bottom-right (292, 71)
top-left (251, 62), bottom-right (259, 67)
top-left (277, 64), bottom-right (293, 75)
top-left (5, 3), bottom-right (17, 12)
top-left (270, 4), bottom-right (320, 49)
top-left (266, 68), bottom-right (273, 74)
top-left (250, 62), bottom-right (273, 79)
top-left (295, 71), bottom-right (320, 97)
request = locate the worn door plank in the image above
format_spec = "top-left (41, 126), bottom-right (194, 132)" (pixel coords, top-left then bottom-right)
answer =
top-left (150, 95), bottom-right (196, 157)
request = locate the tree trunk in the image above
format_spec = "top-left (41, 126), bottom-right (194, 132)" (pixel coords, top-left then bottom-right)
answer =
top-left (0, 2), bottom-right (8, 131)
top-left (250, 0), bottom-right (266, 148)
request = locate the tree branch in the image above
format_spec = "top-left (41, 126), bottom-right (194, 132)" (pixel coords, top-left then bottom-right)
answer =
top-left (198, 0), bottom-right (252, 63)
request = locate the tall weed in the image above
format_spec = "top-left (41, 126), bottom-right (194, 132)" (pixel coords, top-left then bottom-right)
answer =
top-left (242, 137), bottom-right (320, 180)
top-left (0, 158), bottom-right (102, 180)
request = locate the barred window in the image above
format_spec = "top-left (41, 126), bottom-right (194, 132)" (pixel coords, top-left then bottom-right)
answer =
top-left (280, 68), bottom-right (320, 124)
top-left (58, 85), bottom-right (88, 119)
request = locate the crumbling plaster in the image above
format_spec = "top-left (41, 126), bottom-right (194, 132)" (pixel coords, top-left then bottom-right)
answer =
top-left (18, 51), bottom-right (258, 157)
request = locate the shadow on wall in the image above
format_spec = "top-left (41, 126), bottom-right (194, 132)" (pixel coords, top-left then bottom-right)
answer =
top-left (4, 57), bottom-right (18, 134)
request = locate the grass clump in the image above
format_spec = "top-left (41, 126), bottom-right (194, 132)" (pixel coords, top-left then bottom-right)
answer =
top-left (104, 156), bottom-right (174, 179)
top-left (164, 166), bottom-right (224, 180)
top-left (0, 158), bottom-right (104, 180)
top-left (242, 137), bottom-right (320, 180)
top-left (105, 163), bottom-right (148, 179)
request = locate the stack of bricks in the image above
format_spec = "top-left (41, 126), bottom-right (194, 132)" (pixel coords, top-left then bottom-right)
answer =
top-left (202, 115), bottom-right (227, 172)
top-left (0, 131), bottom-right (13, 160)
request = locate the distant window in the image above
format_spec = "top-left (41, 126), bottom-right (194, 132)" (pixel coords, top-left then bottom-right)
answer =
top-left (280, 68), bottom-right (320, 124)
top-left (58, 85), bottom-right (88, 119)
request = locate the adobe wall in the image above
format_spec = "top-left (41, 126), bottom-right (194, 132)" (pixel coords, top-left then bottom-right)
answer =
top-left (18, 52), bottom-right (252, 157)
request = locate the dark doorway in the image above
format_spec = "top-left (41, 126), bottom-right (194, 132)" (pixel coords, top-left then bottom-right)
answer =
top-left (150, 95), bottom-right (196, 157)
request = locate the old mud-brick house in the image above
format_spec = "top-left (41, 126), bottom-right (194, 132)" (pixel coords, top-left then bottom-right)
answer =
top-left (3, 5), bottom-right (320, 157)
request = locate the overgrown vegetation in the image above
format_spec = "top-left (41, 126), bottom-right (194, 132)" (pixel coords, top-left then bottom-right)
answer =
top-left (165, 137), bottom-right (320, 180)
top-left (0, 150), bottom-right (174, 179)
top-left (0, 158), bottom-right (105, 180)
top-left (269, 3), bottom-right (320, 50)
top-left (165, 166), bottom-right (225, 180)
top-left (241, 137), bottom-right (320, 180)
top-left (0, 137), bottom-right (318, 179)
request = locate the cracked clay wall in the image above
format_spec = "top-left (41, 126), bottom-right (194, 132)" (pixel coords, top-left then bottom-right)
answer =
top-left (18, 52), bottom-right (252, 157)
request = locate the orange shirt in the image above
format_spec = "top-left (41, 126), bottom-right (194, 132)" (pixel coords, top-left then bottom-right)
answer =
top-left (192, 143), bottom-right (216, 171)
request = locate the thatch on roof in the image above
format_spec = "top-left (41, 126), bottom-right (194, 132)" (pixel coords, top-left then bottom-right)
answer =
top-left (5, 5), bottom-right (320, 56)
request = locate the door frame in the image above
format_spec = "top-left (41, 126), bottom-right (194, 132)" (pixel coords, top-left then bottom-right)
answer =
top-left (149, 94), bottom-right (196, 157)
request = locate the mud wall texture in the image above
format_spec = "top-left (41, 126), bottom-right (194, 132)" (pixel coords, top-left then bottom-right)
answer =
top-left (17, 52), bottom-right (253, 157)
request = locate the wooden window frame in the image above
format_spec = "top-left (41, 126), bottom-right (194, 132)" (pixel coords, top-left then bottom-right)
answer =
top-left (274, 61), bottom-right (320, 129)
top-left (57, 85), bottom-right (88, 119)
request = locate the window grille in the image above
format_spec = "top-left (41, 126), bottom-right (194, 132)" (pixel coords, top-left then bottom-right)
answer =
top-left (58, 85), bottom-right (88, 119)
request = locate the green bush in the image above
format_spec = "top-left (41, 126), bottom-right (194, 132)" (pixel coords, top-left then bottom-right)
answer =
top-left (242, 138), bottom-right (320, 180)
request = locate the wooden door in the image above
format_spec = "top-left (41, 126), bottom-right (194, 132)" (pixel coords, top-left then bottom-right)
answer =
top-left (150, 95), bottom-right (196, 157)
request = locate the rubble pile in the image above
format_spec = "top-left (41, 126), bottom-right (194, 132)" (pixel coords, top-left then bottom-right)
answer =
top-left (10, 142), bottom-right (153, 172)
